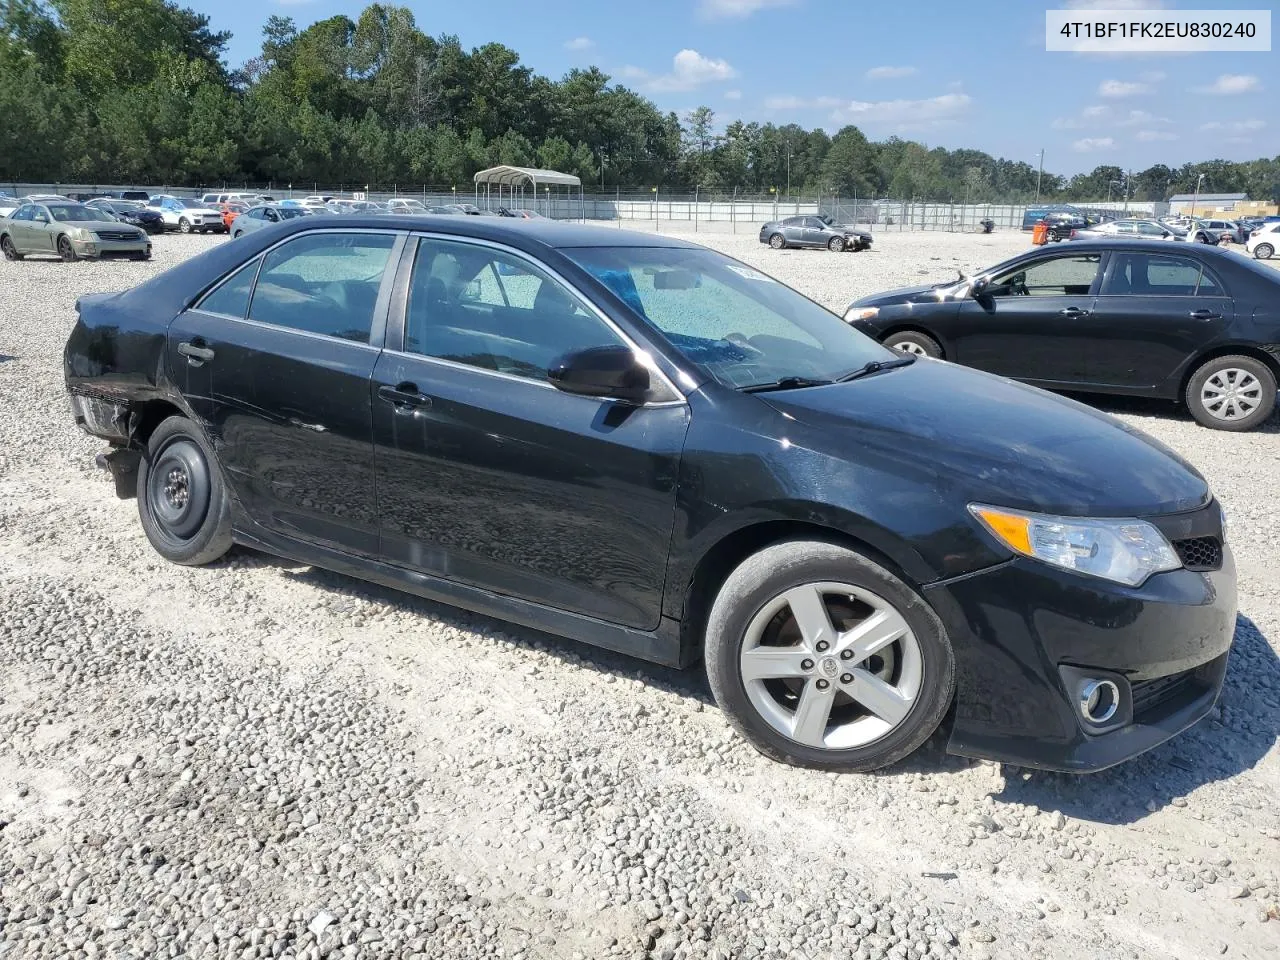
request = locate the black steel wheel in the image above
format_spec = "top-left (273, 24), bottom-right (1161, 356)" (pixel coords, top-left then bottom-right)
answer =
top-left (136, 416), bottom-right (233, 565)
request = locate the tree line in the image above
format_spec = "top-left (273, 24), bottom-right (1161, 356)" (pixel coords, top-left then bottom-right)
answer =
top-left (2, 0), bottom-right (1278, 203)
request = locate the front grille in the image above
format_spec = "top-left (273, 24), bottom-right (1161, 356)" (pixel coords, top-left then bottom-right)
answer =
top-left (1130, 670), bottom-right (1196, 717)
top-left (96, 231), bottom-right (139, 242)
top-left (1173, 536), bottom-right (1223, 572)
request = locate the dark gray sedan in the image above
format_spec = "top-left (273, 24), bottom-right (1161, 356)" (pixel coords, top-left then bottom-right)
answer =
top-left (759, 214), bottom-right (873, 252)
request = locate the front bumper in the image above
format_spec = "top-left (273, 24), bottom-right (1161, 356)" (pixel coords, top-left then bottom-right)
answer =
top-left (925, 510), bottom-right (1236, 773)
top-left (70, 236), bottom-right (150, 258)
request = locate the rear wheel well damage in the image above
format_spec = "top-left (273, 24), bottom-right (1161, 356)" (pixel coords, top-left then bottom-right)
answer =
top-left (678, 519), bottom-right (923, 663)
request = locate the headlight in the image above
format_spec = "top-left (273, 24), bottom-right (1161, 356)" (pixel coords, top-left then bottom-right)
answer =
top-left (969, 504), bottom-right (1180, 587)
top-left (845, 306), bottom-right (879, 322)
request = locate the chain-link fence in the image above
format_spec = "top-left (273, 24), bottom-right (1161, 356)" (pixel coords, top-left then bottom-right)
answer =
top-left (3, 181), bottom-right (1156, 232)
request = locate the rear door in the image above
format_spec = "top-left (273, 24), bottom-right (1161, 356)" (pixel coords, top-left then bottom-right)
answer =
top-left (6, 205), bottom-right (33, 252)
top-left (781, 217), bottom-right (807, 245)
top-left (951, 250), bottom-right (1104, 383)
top-left (170, 229), bottom-right (405, 555)
top-left (1085, 250), bottom-right (1233, 393)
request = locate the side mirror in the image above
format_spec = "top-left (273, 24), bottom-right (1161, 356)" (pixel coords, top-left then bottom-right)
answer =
top-left (969, 277), bottom-right (989, 297)
top-left (548, 345), bottom-right (651, 405)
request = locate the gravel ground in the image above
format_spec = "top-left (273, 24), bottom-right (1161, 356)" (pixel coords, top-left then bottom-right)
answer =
top-left (1, 229), bottom-right (1278, 960)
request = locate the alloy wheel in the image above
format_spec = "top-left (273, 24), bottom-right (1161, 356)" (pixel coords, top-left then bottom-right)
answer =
top-left (1201, 368), bottom-right (1262, 422)
top-left (1256, 243), bottom-right (1274, 259)
top-left (1, 236), bottom-right (17, 260)
top-left (739, 581), bottom-right (923, 750)
top-left (892, 341), bottom-right (929, 357)
top-left (769, 234), bottom-right (785, 250)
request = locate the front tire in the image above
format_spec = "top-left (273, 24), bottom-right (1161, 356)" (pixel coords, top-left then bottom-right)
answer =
top-left (768, 233), bottom-right (786, 250)
top-left (828, 236), bottom-right (846, 252)
top-left (1185, 356), bottom-right (1277, 432)
top-left (884, 330), bottom-right (942, 358)
top-left (705, 541), bottom-right (954, 772)
top-left (136, 416), bottom-right (233, 565)
top-left (178, 217), bottom-right (192, 234)
top-left (57, 236), bottom-right (77, 262)
top-left (1, 235), bottom-right (21, 261)
top-left (1254, 242), bottom-right (1274, 259)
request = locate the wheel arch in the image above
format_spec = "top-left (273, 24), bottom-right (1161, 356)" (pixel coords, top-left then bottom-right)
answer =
top-left (1177, 343), bottom-right (1280, 402)
top-left (878, 324), bottom-right (948, 359)
top-left (677, 517), bottom-right (928, 658)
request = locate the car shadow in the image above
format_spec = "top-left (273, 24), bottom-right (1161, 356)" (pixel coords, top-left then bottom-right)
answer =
top-left (1060, 391), bottom-right (1280, 435)
top-left (985, 613), bottom-right (1278, 824)
top-left (0, 354), bottom-right (14, 364)
top-left (214, 551), bottom-right (1276, 812)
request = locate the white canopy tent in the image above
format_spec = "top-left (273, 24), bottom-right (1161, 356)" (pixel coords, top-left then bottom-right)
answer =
top-left (473, 165), bottom-right (584, 220)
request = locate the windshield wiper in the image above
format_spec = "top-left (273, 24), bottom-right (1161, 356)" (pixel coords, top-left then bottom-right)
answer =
top-left (740, 375), bottom-right (834, 393)
top-left (835, 355), bottom-right (916, 382)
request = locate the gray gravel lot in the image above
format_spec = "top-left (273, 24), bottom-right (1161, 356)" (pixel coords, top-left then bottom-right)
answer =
top-left (1, 229), bottom-right (1277, 960)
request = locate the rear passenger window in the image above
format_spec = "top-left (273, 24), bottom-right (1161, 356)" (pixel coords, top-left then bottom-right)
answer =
top-left (197, 258), bottom-right (260, 318)
top-left (248, 232), bottom-right (396, 343)
top-left (1102, 253), bottom-right (1223, 297)
top-left (403, 238), bottom-right (624, 381)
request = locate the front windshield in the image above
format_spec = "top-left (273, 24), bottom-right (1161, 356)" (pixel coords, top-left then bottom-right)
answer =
top-left (47, 204), bottom-right (114, 222)
top-left (278, 208), bottom-right (307, 220)
top-left (818, 214), bottom-right (836, 226)
top-left (177, 199), bottom-right (206, 209)
top-left (565, 247), bottom-right (895, 388)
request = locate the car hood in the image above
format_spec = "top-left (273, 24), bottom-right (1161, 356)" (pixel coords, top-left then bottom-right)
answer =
top-left (57, 219), bottom-right (140, 231)
top-left (834, 224), bottom-right (872, 237)
top-left (850, 282), bottom-right (959, 307)
top-left (758, 359), bottom-right (1209, 517)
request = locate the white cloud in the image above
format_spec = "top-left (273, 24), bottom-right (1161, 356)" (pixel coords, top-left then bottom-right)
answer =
top-left (1116, 108), bottom-right (1169, 127)
top-left (1072, 137), bottom-right (1115, 152)
top-left (625, 50), bottom-right (738, 93)
top-left (763, 95), bottom-right (841, 111)
top-left (1098, 79), bottom-right (1150, 97)
top-left (564, 37), bottom-right (594, 52)
top-left (830, 93), bottom-right (971, 130)
top-left (1065, 0), bottom-right (1164, 7)
top-left (699, 0), bottom-right (795, 19)
top-left (1136, 130), bottom-right (1178, 141)
top-left (1082, 104), bottom-right (1109, 118)
top-left (1195, 74), bottom-right (1261, 95)
top-left (1201, 118), bottom-right (1267, 134)
top-left (865, 65), bottom-right (917, 80)
top-left (1141, 70), bottom-right (1166, 83)
top-left (723, 89), bottom-right (742, 100)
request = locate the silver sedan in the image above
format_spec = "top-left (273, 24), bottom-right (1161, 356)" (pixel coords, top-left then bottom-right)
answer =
top-left (0, 201), bottom-right (150, 261)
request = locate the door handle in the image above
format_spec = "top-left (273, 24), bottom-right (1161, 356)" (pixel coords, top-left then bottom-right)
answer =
top-left (1058, 307), bottom-right (1091, 317)
top-left (177, 340), bottom-right (215, 362)
top-left (378, 382), bottom-right (431, 411)
top-left (1188, 309), bottom-right (1221, 320)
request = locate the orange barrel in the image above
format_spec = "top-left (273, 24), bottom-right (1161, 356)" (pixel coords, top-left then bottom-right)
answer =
top-left (1032, 221), bottom-right (1049, 245)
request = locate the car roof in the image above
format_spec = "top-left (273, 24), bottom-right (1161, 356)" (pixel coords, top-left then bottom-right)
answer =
top-left (254, 215), bottom-right (701, 250)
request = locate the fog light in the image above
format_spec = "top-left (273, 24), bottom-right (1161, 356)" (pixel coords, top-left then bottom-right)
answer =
top-left (1078, 679), bottom-right (1120, 724)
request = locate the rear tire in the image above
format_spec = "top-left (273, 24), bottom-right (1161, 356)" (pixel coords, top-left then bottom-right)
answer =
top-left (1254, 243), bottom-right (1274, 259)
top-left (704, 540), bottom-right (954, 772)
top-left (884, 330), bottom-right (942, 359)
top-left (0, 235), bottom-right (21, 261)
top-left (136, 416), bottom-right (233, 565)
top-left (769, 233), bottom-right (785, 250)
top-left (57, 236), bottom-right (76, 262)
top-left (1185, 355), bottom-right (1277, 432)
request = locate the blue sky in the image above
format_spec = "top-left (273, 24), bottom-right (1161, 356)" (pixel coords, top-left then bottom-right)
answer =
top-left (196, 0), bottom-right (1274, 175)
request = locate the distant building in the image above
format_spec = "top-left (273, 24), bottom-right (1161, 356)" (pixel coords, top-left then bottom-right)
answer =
top-left (1168, 192), bottom-right (1248, 215)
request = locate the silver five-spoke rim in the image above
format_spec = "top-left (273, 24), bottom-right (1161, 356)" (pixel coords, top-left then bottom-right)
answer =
top-left (739, 581), bottom-right (922, 750)
top-left (1201, 368), bottom-right (1261, 421)
top-left (892, 341), bottom-right (928, 356)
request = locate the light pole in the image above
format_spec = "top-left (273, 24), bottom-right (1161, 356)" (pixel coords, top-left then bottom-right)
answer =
top-left (1190, 172), bottom-right (1206, 217)
top-left (1034, 148), bottom-right (1044, 204)
top-left (785, 141), bottom-right (791, 199)
top-left (1107, 179), bottom-right (1121, 204)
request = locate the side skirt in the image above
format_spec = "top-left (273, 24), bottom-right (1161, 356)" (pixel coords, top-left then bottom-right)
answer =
top-left (230, 509), bottom-right (690, 669)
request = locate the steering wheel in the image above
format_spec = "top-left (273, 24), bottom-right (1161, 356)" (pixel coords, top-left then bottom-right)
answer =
top-left (1009, 274), bottom-right (1029, 296)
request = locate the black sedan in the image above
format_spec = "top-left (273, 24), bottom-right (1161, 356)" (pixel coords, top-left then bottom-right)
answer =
top-left (847, 239), bottom-right (1280, 431)
top-left (85, 198), bottom-right (165, 234)
top-left (760, 214), bottom-right (873, 252)
top-left (65, 218), bottom-right (1234, 773)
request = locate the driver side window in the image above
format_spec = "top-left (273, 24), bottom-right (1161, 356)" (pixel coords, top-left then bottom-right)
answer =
top-left (989, 254), bottom-right (1101, 298)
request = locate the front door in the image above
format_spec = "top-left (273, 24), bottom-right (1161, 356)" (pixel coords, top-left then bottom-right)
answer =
top-left (169, 230), bottom-right (403, 555)
top-left (28, 206), bottom-right (57, 255)
top-left (371, 235), bottom-right (689, 630)
top-left (952, 250), bottom-right (1104, 383)
top-left (1085, 250), bottom-right (1233, 392)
